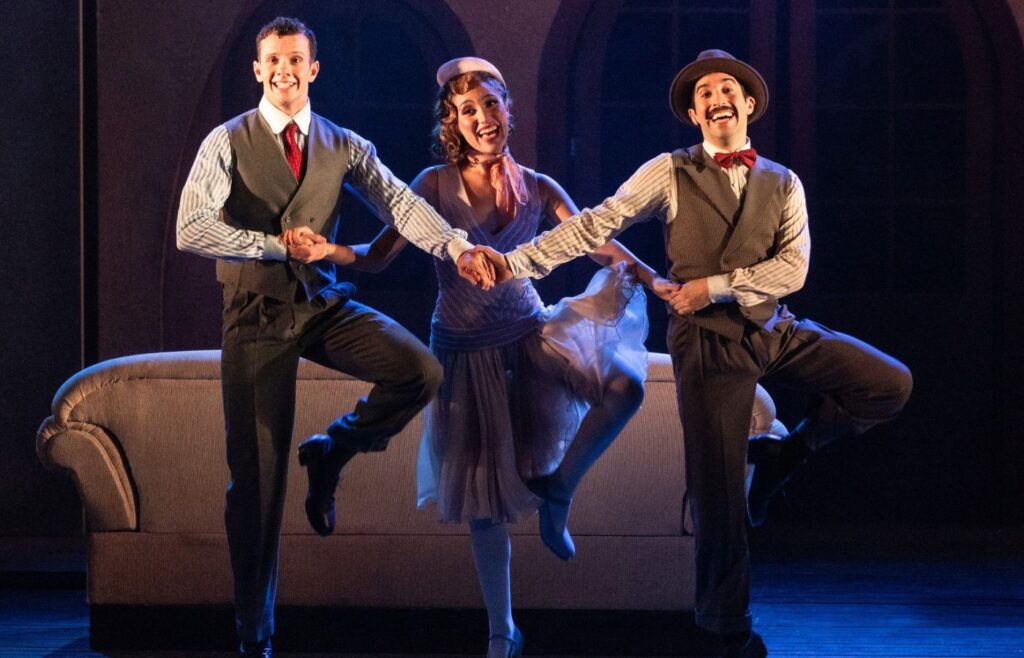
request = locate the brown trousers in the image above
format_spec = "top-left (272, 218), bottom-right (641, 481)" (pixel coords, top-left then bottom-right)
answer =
top-left (220, 287), bottom-right (442, 642)
top-left (667, 309), bottom-right (912, 634)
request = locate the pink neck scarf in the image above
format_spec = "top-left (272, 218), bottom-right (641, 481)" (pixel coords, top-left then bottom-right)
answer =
top-left (466, 149), bottom-right (529, 220)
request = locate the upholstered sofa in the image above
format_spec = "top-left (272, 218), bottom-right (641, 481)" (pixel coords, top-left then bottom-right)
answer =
top-left (37, 350), bottom-right (781, 652)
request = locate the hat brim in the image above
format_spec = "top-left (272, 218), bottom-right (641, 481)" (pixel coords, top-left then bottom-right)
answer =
top-left (668, 56), bottom-right (768, 125)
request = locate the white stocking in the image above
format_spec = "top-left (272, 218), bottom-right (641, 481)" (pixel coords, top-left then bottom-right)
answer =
top-left (469, 519), bottom-right (514, 639)
top-left (546, 363), bottom-right (644, 500)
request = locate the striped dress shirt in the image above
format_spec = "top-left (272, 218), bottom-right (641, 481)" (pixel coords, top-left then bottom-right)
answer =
top-left (176, 97), bottom-right (472, 264)
top-left (505, 143), bottom-right (810, 308)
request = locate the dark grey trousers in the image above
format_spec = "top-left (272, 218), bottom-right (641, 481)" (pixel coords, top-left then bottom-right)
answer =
top-left (667, 309), bottom-right (912, 634)
top-left (220, 287), bottom-right (442, 642)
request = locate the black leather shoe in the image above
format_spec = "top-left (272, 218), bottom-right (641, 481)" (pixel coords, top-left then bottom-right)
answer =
top-left (297, 434), bottom-right (344, 536)
top-left (747, 434), bottom-right (810, 527)
top-left (719, 630), bottom-right (767, 658)
top-left (746, 432), bottom-right (788, 464)
top-left (240, 638), bottom-right (272, 657)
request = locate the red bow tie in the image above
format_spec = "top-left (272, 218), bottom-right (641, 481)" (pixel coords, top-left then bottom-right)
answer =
top-left (714, 149), bottom-right (757, 169)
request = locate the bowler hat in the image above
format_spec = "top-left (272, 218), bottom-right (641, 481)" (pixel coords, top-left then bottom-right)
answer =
top-left (668, 49), bottom-right (768, 125)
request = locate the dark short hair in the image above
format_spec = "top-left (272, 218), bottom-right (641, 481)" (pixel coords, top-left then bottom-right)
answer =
top-left (431, 72), bottom-right (514, 166)
top-left (256, 16), bottom-right (317, 61)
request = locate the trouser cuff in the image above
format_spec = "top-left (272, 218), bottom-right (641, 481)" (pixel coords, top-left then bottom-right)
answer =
top-left (328, 415), bottom-right (391, 453)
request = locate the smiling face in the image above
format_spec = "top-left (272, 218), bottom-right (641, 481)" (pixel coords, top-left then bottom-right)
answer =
top-left (687, 72), bottom-right (756, 150)
top-left (253, 33), bottom-right (319, 116)
top-left (452, 80), bottom-right (510, 156)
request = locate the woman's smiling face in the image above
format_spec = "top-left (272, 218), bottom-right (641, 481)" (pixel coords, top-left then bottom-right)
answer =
top-left (452, 80), bottom-right (510, 155)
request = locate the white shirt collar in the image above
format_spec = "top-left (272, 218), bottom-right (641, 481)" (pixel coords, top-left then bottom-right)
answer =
top-left (702, 137), bottom-right (753, 156)
top-left (258, 96), bottom-right (312, 135)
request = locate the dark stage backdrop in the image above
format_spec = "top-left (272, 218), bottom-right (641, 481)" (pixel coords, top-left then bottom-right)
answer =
top-left (539, 0), bottom-right (1024, 533)
top-left (3, 0), bottom-right (1023, 539)
top-left (0, 0), bottom-right (84, 536)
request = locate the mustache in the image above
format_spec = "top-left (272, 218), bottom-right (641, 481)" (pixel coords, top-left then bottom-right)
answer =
top-left (705, 104), bottom-right (736, 121)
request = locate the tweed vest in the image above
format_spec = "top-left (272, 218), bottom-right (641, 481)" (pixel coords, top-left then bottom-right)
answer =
top-left (666, 144), bottom-right (791, 342)
top-left (216, 109), bottom-right (350, 301)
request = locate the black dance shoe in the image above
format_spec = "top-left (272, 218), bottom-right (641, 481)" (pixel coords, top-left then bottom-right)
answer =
top-left (297, 434), bottom-right (344, 536)
top-left (718, 630), bottom-right (767, 658)
top-left (746, 434), bottom-right (810, 527)
top-left (746, 432), bottom-right (788, 464)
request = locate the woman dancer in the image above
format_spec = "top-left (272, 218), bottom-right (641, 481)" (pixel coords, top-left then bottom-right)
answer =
top-left (285, 57), bottom-right (674, 657)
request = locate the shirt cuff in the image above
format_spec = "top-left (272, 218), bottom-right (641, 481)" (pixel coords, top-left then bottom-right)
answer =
top-left (706, 273), bottom-right (734, 303)
top-left (505, 249), bottom-right (539, 279)
top-left (263, 234), bottom-right (288, 261)
top-left (445, 237), bottom-right (475, 263)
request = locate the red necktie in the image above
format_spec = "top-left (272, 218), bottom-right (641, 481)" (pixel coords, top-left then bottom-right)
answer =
top-left (714, 148), bottom-right (757, 169)
top-left (283, 122), bottom-right (303, 180)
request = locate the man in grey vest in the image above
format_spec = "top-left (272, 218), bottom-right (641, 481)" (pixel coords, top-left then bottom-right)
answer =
top-left (176, 16), bottom-right (492, 658)
top-left (476, 50), bottom-right (912, 657)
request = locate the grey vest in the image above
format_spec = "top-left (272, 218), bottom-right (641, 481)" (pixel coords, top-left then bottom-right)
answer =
top-left (216, 109), bottom-right (351, 300)
top-left (666, 144), bottom-right (791, 342)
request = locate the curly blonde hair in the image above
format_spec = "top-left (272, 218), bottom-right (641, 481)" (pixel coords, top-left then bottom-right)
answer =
top-left (431, 71), bottom-right (514, 166)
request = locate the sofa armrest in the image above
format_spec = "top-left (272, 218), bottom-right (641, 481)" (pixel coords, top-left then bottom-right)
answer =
top-left (37, 418), bottom-right (136, 531)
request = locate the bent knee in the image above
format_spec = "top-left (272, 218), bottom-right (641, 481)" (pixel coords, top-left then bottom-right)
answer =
top-left (888, 361), bottom-right (913, 410)
top-left (604, 371), bottom-right (645, 412)
top-left (400, 350), bottom-right (443, 399)
top-left (864, 358), bottom-right (912, 418)
top-left (418, 354), bottom-right (444, 396)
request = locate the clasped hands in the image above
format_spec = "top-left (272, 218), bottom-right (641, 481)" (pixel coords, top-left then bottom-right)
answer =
top-left (454, 246), bottom-right (511, 291)
top-left (659, 277), bottom-right (711, 315)
top-left (281, 226), bottom-right (332, 263)
top-left (456, 248), bottom-right (711, 314)
top-left (280, 226), bottom-right (508, 290)
top-left (611, 269), bottom-right (710, 315)
top-left (280, 227), bottom-right (709, 310)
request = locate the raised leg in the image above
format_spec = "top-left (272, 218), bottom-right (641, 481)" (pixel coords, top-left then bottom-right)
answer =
top-left (747, 319), bottom-right (913, 525)
top-left (297, 300), bottom-right (443, 535)
top-left (532, 356), bottom-right (644, 559)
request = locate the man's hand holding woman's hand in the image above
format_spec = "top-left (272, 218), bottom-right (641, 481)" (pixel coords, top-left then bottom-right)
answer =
top-left (665, 277), bottom-right (711, 315)
top-left (281, 226), bottom-right (323, 247)
top-left (649, 276), bottom-right (681, 303)
top-left (457, 248), bottom-right (498, 290)
top-left (280, 230), bottom-right (515, 290)
top-left (457, 246), bottom-right (513, 290)
top-left (282, 227), bottom-right (332, 264)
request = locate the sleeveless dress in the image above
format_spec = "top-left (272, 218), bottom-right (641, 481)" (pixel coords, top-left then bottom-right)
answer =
top-left (415, 164), bottom-right (649, 523)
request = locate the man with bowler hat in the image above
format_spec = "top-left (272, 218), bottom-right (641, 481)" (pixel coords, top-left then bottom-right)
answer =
top-left (475, 49), bottom-right (912, 657)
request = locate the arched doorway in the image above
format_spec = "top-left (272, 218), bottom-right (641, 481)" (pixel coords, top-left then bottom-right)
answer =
top-left (538, 0), bottom-right (1022, 526)
top-left (161, 1), bottom-right (473, 348)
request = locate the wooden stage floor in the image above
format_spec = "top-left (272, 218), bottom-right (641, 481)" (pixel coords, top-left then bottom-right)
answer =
top-left (1, 535), bottom-right (1022, 657)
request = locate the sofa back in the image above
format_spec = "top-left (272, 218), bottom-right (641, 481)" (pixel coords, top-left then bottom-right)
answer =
top-left (38, 350), bottom-right (688, 539)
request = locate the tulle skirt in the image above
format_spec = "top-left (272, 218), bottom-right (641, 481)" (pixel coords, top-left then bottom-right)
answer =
top-left (416, 263), bottom-right (649, 523)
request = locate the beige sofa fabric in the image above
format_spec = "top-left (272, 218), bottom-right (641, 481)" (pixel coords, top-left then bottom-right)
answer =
top-left (37, 351), bottom-right (777, 610)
